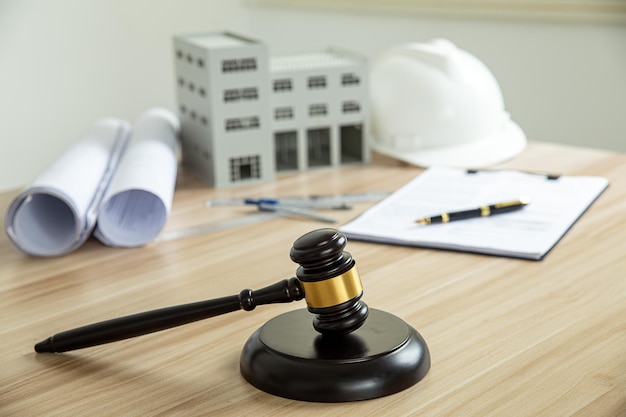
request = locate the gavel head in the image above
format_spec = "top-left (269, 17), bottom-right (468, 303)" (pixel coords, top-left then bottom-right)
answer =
top-left (290, 228), bottom-right (369, 335)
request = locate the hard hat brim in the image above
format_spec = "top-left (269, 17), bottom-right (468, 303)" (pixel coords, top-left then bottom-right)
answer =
top-left (372, 120), bottom-right (527, 169)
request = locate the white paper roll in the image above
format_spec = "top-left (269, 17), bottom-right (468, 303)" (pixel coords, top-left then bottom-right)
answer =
top-left (94, 108), bottom-right (179, 247)
top-left (5, 118), bottom-right (131, 256)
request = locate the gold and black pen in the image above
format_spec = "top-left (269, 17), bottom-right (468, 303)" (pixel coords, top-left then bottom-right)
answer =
top-left (416, 197), bottom-right (531, 225)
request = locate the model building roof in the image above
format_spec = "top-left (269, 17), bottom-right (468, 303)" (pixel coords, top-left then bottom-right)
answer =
top-left (178, 32), bottom-right (258, 49)
top-left (270, 51), bottom-right (364, 73)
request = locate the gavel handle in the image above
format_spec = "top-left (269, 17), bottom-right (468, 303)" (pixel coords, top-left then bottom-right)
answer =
top-left (34, 278), bottom-right (304, 353)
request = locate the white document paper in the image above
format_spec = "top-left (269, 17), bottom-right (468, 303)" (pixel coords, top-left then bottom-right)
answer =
top-left (5, 119), bottom-right (131, 256)
top-left (339, 166), bottom-right (609, 260)
top-left (94, 108), bottom-right (179, 247)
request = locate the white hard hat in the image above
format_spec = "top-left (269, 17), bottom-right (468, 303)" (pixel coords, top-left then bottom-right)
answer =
top-left (370, 39), bottom-right (526, 168)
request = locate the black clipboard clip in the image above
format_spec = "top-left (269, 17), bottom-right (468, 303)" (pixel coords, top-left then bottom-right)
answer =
top-left (466, 168), bottom-right (561, 180)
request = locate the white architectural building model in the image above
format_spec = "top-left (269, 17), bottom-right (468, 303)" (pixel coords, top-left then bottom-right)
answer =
top-left (174, 32), bottom-right (369, 188)
top-left (270, 50), bottom-right (370, 173)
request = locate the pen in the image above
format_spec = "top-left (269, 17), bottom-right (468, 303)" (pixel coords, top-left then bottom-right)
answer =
top-left (415, 197), bottom-right (530, 225)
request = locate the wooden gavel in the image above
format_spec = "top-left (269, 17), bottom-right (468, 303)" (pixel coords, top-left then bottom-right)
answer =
top-left (35, 228), bottom-right (369, 353)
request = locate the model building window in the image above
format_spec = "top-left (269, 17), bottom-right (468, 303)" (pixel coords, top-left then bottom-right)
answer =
top-left (273, 79), bottom-right (292, 92)
top-left (222, 57), bottom-right (257, 73)
top-left (340, 124), bottom-right (363, 163)
top-left (224, 89), bottom-right (240, 102)
top-left (275, 131), bottom-right (298, 171)
top-left (222, 59), bottom-right (239, 72)
top-left (241, 87), bottom-right (259, 100)
top-left (309, 104), bottom-right (327, 117)
top-left (230, 155), bottom-right (261, 181)
top-left (307, 128), bottom-right (331, 167)
top-left (240, 58), bottom-right (257, 71)
top-left (224, 88), bottom-right (258, 102)
top-left (341, 73), bottom-right (360, 86)
top-left (342, 101), bottom-right (360, 113)
top-left (247, 116), bottom-right (260, 128)
top-left (274, 107), bottom-right (294, 120)
top-left (308, 76), bottom-right (327, 89)
top-left (225, 116), bottom-right (260, 131)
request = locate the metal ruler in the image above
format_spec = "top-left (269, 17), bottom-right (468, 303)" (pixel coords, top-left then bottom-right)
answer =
top-left (158, 191), bottom-right (389, 242)
top-left (205, 191), bottom-right (390, 209)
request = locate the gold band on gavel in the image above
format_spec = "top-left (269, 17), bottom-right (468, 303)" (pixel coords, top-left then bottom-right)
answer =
top-left (299, 267), bottom-right (363, 309)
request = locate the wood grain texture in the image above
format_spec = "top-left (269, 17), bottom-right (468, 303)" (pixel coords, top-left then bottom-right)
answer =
top-left (1, 142), bottom-right (625, 416)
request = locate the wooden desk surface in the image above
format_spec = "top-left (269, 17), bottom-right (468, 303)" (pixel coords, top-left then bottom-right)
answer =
top-left (1, 142), bottom-right (625, 416)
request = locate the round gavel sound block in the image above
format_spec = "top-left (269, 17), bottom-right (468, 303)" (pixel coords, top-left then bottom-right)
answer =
top-left (240, 228), bottom-right (430, 402)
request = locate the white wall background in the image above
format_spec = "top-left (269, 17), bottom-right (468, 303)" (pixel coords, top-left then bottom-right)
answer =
top-left (1, 0), bottom-right (625, 192)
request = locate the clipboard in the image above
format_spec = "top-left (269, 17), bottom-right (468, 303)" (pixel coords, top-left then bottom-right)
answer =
top-left (339, 166), bottom-right (609, 260)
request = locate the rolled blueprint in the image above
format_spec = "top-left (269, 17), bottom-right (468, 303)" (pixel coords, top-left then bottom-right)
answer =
top-left (5, 118), bottom-right (131, 256)
top-left (94, 108), bottom-right (179, 247)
